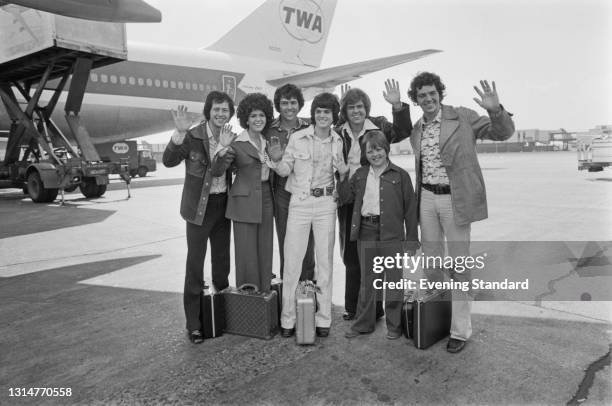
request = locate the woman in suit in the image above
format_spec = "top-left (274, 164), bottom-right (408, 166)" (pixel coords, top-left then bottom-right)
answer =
top-left (216, 93), bottom-right (275, 292)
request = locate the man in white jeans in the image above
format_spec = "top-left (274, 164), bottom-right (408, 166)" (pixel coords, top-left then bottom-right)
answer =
top-left (408, 72), bottom-right (515, 353)
top-left (268, 92), bottom-right (348, 338)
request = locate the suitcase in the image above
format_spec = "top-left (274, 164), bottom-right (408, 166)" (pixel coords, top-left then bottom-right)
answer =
top-left (222, 284), bottom-right (279, 340)
top-left (401, 289), bottom-right (452, 349)
top-left (295, 281), bottom-right (317, 345)
top-left (200, 285), bottom-right (224, 339)
top-left (271, 277), bottom-right (283, 326)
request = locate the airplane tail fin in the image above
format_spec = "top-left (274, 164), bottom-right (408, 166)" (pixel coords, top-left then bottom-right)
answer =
top-left (206, 0), bottom-right (337, 68)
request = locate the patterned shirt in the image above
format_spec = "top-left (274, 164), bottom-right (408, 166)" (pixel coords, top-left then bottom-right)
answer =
top-left (207, 123), bottom-right (228, 194)
top-left (420, 109), bottom-right (449, 185)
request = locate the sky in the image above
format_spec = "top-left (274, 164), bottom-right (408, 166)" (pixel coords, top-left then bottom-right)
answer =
top-left (127, 0), bottom-right (611, 143)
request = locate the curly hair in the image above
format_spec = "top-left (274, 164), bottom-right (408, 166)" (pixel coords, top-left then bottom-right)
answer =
top-left (273, 84), bottom-right (304, 112)
top-left (408, 72), bottom-right (446, 104)
top-left (203, 91), bottom-right (235, 120)
top-left (236, 93), bottom-right (274, 130)
top-left (310, 92), bottom-right (340, 125)
top-left (340, 88), bottom-right (371, 119)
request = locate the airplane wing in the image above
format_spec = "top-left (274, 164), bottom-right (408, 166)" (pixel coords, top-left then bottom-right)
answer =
top-left (266, 49), bottom-right (441, 89)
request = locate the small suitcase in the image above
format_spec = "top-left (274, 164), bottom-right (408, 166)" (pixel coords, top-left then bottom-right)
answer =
top-left (271, 277), bottom-right (283, 325)
top-left (200, 285), bottom-right (224, 339)
top-left (222, 284), bottom-right (279, 340)
top-left (402, 289), bottom-right (451, 349)
top-left (295, 281), bottom-right (317, 345)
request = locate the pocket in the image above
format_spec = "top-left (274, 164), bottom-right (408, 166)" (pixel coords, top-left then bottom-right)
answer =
top-left (293, 151), bottom-right (310, 160)
top-left (186, 151), bottom-right (205, 177)
top-left (229, 179), bottom-right (251, 196)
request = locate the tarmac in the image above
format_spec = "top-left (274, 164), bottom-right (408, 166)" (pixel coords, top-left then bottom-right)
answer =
top-left (1, 151), bottom-right (611, 405)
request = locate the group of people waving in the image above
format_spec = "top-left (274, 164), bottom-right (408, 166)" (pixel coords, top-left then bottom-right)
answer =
top-left (164, 71), bottom-right (515, 353)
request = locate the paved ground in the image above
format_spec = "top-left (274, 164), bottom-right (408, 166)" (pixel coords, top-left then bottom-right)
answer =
top-left (1, 151), bottom-right (611, 405)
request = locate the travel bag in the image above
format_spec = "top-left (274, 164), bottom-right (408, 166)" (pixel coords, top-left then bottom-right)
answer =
top-left (295, 281), bottom-right (317, 345)
top-left (200, 284), bottom-right (224, 339)
top-left (271, 277), bottom-right (283, 326)
top-left (401, 289), bottom-right (451, 349)
top-left (222, 284), bottom-right (279, 340)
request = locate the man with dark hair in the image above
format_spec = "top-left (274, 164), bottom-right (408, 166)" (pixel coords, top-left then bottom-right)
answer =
top-left (264, 84), bottom-right (315, 281)
top-left (335, 80), bottom-right (413, 321)
top-left (268, 92), bottom-right (348, 338)
top-left (407, 72), bottom-right (515, 353)
top-left (163, 91), bottom-right (237, 344)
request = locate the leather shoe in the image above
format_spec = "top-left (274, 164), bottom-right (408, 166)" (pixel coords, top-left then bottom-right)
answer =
top-left (447, 338), bottom-right (466, 353)
top-left (281, 327), bottom-right (295, 338)
top-left (345, 329), bottom-right (372, 339)
top-left (316, 327), bottom-right (330, 337)
top-left (342, 311), bottom-right (355, 321)
top-left (386, 331), bottom-right (402, 340)
top-left (188, 330), bottom-right (203, 344)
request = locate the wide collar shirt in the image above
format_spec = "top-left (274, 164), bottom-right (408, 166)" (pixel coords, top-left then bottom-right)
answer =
top-left (206, 123), bottom-right (228, 193)
top-left (361, 162), bottom-right (388, 216)
top-left (235, 129), bottom-right (271, 181)
top-left (274, 125), bottom-right (345, 200)
top-left (341, 119), bottom-right (380, 179)
top-left (420, 109), bottom-right (449, 185)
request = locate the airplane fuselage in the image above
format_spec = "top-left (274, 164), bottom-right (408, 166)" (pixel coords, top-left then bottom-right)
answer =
top-left (0, 41), bottom-right (313, 144)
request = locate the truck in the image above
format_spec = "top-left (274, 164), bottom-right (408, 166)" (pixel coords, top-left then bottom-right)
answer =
top-left (95, 141), bottom-right (156, 178)
top-left (577, 135), bottom-right (612, 172)
top-left (0, 10), bottom-right (129, 202)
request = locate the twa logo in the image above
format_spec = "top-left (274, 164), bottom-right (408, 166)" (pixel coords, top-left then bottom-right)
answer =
top-left (280, 0), bottom-right (324, 44)
top-left (112, 143), bottom-right (129, 154)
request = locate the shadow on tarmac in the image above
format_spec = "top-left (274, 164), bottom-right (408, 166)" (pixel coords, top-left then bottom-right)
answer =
top-left (106, 177), bottom-right (184, 191)
top-left (1, 256), bottom-right (610, 405)
top-left (0, 201), bottom-right (116, 239)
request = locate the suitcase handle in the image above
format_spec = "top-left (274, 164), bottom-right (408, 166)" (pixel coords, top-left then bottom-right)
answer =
top-left (237, 283), bottom-right (259, 294)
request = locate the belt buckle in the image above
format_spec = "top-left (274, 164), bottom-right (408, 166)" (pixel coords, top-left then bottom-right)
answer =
top-left (312, 188), bottom-right (323, 197)
top-left (325, 186), bottom-right (334, 195)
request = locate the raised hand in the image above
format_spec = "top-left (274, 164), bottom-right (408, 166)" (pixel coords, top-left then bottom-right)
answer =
top-left (340, 83), bottom-right (351, 100)
top-left (383, 78), bottom-right (402, 109)
top-left (219, 123), bottom-right (236, 147)
top-left (267, 141), bottom-right (284, 162)
top-left (473, 80), bottom-right (501, 113)
top-left (170, 105), bottom-right (192, 132)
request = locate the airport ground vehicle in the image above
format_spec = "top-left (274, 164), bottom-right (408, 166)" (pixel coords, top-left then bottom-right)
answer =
top-left (0, 11), bottom-right (130, 202)
top-left (577, 135), bottom-right (612, 172)
top-left (96, 141), bottom-right (156, 178)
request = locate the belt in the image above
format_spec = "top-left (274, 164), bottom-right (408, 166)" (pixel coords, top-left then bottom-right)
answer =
top-left (310, 185), bottom-right (334, 197)
top-left (422, 183), bottom-right (451, 195)
top-left (361, 215), bottom-right (380, 223)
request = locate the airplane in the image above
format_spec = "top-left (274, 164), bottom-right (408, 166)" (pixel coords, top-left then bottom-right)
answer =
top-left (0, 0), bottom-right (440, 145)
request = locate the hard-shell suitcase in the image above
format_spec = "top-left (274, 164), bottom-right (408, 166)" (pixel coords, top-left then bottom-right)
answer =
top-left (271, 277), bottom-right (283, 326)
top-left (222, 284), bottom-right (279, 340)
top-left (295, 281), bottom-right (317, 345)
top-left (200, 285), bottom-right (224, 339)
top-left (402, 289), bottom-right (451, 349)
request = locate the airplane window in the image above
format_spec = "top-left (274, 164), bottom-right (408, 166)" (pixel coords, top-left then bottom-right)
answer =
top-left (138, 78), bottom-right (144, 86)
top-left (170, 81), bottom-right (176, 89)
top-left (155, 79), bottom-right (160, 87)
top-left (146, 78), bottom-right (152, 86)
top-left (120, 76), bottom-right (127, 85)
top-left (186, 82), bottom-right (191, 90)
top-left (192, 82), bottom-right (198, 91)
top-left (199, 84), bottom-right (204, 91)
top-left (90, 73), bottom-right (98, 82)
top-left (101, 74), bottom-right (108, 83)
top-left (162, 80), bottom-right (168, 88)
top-left (129, 77), bottom-right (136, 85)
top-left (178, 81), bottom-right (184, 89)
top-left (110, 75), bottom-right (118, 84)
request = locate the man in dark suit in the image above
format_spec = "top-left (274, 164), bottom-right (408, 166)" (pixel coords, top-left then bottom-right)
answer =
top-left (162, 91), bottom-right (237, 344)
